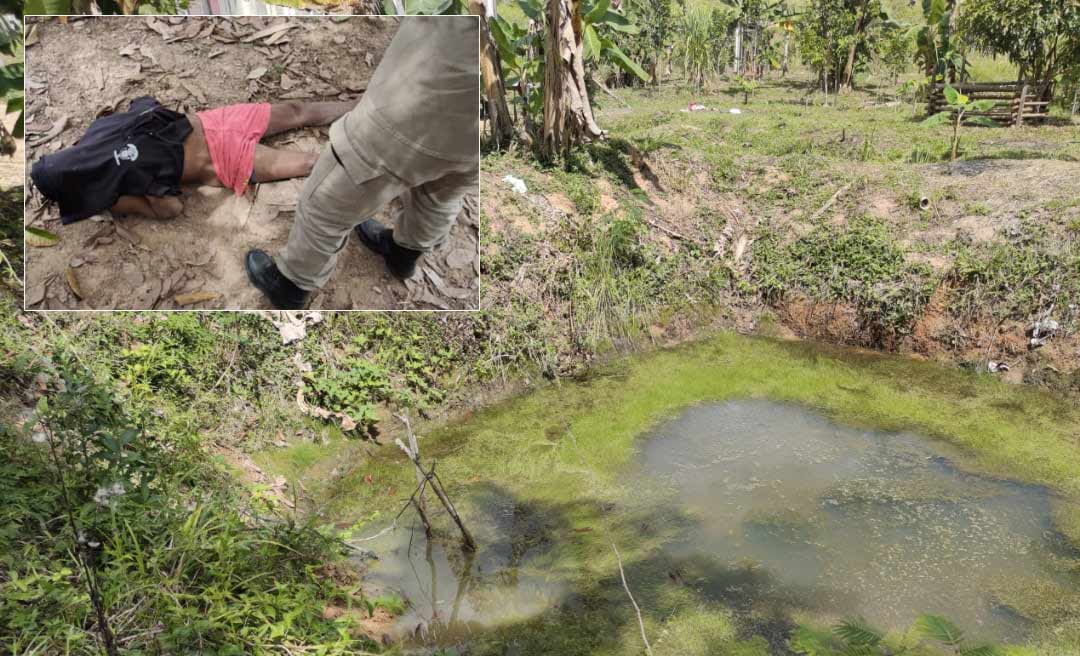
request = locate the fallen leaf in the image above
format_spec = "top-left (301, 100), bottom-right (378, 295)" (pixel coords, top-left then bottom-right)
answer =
top-left (65, 267), bottom-right (83, 300)
top-left (26, 282), bottom-right (46, 306)
top-left (28, 115), bottom-right (69, 147)
top-left (144, 17), bottom-right (172, 38)
top-left (416, 290), bottom-right (449, 310)
top-left (25, 226), bottom-right (60, 247)
top-left (280, 73), bottom-right (298, 91)
top-left (280, 89), bottom-right (314, 100)
top-left (247, 66), bottom-right (268, 80)
top-left (242, 23), bottom-right (295, 43)
top-left (207, 48), bottom-right (227, 59)
top-left (174, 290), bottom-right (220, 306)
top-left (445, 247), bottom-right (474, 269)
top-left (114, 223), bottom-right (141, 246)
top-left (443, 286), bottom-right (474, 299)
top-left (184, 252), bottom-right (214, 267)
top-left (180, 80), bottom-right (207, 105)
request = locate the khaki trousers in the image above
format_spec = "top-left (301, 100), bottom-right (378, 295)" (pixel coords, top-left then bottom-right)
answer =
top-left (275, 145), bottom-right (477, 291)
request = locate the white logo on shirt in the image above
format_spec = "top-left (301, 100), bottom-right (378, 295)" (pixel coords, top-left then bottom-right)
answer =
top-left (113, 143), bottom-right (139, 165)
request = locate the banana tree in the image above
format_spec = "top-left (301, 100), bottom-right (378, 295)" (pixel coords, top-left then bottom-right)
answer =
top-left (0, 13), bottom-right (22, 153)
top-left (491, 0), bottom-right (649, 158)
top-left (921, 83), bottom-right (997, 160)
top-left (914, 0), bottom-right (965, 82)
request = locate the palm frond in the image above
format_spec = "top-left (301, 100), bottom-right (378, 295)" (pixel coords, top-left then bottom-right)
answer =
top-left (833, 617), bottom-right (883, 646)
top-left (915, 613), bottom-right (964, 646)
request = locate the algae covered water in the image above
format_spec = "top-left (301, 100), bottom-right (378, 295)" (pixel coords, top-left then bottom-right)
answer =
top-left (358, 399), bottom-right (1077, 648)
top-left (331, 336), bottom-right (1080, 654)
top-left (639, 400), bottom-right (1072, 643)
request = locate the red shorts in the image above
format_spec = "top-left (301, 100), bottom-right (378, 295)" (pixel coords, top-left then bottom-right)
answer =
top-left (197, 103), bottom-right (272, 196)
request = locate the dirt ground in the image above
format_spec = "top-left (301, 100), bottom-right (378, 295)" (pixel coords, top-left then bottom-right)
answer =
top-left (23, 16), bottom-right (479, 310)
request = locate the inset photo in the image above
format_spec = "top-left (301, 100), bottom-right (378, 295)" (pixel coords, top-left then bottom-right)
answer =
top-left (23, 15), bottom-right (479, 310)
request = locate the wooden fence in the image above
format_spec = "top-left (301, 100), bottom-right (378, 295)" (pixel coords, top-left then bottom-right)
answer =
top-left (927, 82), bottom-right (1051, 126)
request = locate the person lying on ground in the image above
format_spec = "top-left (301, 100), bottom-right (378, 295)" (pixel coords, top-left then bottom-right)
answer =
top-left (244, 16), bottom-right (479, 310)
top-left (29, 96), bottom-right (358, 223)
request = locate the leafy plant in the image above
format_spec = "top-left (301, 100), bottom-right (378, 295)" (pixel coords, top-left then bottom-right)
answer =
top-left (921, 84), bottom-right (998, 160)
top-left (791, 614), bottom-right (1001, 655)
top-left (914, 0), bottom-right (964, 82)
top-left (0, 18), bottom-right (22, 143)
top-left (730, 74), bottom-right (759, 104)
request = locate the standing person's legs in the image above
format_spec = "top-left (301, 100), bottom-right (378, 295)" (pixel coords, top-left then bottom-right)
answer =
top-left (394, 170), bottom-right (478, 252)
top-left (273, 146), bottom-right (407, 290)
top-left (354, 169), bottom-right (476, 279)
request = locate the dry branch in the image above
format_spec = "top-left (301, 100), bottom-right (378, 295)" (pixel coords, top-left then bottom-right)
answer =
top-left (612, 542), bottom-right (653, 656)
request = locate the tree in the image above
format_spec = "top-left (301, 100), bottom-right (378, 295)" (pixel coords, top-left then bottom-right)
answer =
top-left (621, 0), bottom-right (675, 86)
top-left (914, 0), bottom-right (964, 82)
top-left (722, 0), bottom-right (787, 76)
top-left (958, 0), bottom-right (1080, 101)
top-left (797, 0), bottom-right (890, 91)
top-left (542, 0), bottom-right (604, 159)
top-left (470, 0), bottom-right (515, 148)
top-left (839, 0), bottom-right (887, 89)
top-left (537, 0), bottom-right (649, 159)
top-left (921, 83), bottom-right (998, 160)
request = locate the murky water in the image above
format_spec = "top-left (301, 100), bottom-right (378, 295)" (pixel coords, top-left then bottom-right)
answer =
top-left (640, 400), bottom-right (1073, 643)
top-left (348, 397), bottom-right (1077, 650)
top-left (352, 489), bottom-right (566, 645)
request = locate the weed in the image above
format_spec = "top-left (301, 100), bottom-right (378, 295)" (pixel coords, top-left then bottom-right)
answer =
top-left (750, 217), bottom-right (937, 342)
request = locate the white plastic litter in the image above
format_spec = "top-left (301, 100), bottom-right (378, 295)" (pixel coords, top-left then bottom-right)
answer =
top-left (503, 175), bottom-right (528, 195)
top-left (729, 108), bottom-right (742, 114)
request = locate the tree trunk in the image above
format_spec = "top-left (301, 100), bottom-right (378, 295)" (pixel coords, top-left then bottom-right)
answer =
top-left (470, 0), bottom-right (513, 148)
top-left (733, 23), bottom-right (743, 75)
top-left (781, 35), bottom-right (789, 77)
top-left (541, 0), bottom-right (605, 160)
top-left (841, 0), bottom-right (871, 90)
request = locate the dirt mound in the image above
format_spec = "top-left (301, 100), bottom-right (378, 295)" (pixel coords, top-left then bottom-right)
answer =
top-left (23, 17), bottom-right (478, 310)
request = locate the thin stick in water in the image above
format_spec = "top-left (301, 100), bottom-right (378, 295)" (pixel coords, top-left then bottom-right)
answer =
top-left (611, 542), bottom-right (653, 656)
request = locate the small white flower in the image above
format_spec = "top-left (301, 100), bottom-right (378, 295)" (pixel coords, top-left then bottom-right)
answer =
top-left (31, 432), bottom-right (47, 444)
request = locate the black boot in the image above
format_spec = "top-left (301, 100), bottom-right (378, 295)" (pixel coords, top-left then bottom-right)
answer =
top-left (245, 249), bottom-right (310, 310)
top-left (355, 219), bottom-right (422, 279)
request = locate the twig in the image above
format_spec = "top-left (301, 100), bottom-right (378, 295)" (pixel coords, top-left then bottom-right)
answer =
top-left (0, 248), bottom-right (22, 288)
top-left (611, 542), bottom-right (652, 656)
top-left (41, 423), bottom-right (120, 656)
top-left (808, 182), bottom-right (853, 223)
top-left (643, 216), bottom-right (691, 242)
top-left (394, 413), bottom-right (476, 551)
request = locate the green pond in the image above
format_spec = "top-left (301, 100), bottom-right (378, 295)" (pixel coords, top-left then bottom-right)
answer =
top-left (283, 334), bottom-right (1080, 655)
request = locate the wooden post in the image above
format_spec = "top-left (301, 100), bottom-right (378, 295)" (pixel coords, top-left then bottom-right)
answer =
top-left (1016, 83), bottom-right (1028, 127)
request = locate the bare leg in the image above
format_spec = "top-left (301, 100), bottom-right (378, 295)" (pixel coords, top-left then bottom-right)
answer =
top-left (252, 145), bottom-right (319, 184)
top-left (264, 99), bottom-right (361, 137)
top-left (110, 194), bottom-right (183, 219)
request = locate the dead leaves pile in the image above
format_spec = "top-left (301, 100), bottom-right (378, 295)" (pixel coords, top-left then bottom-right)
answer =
top-left (401, 193), bottom-right (481, 310)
